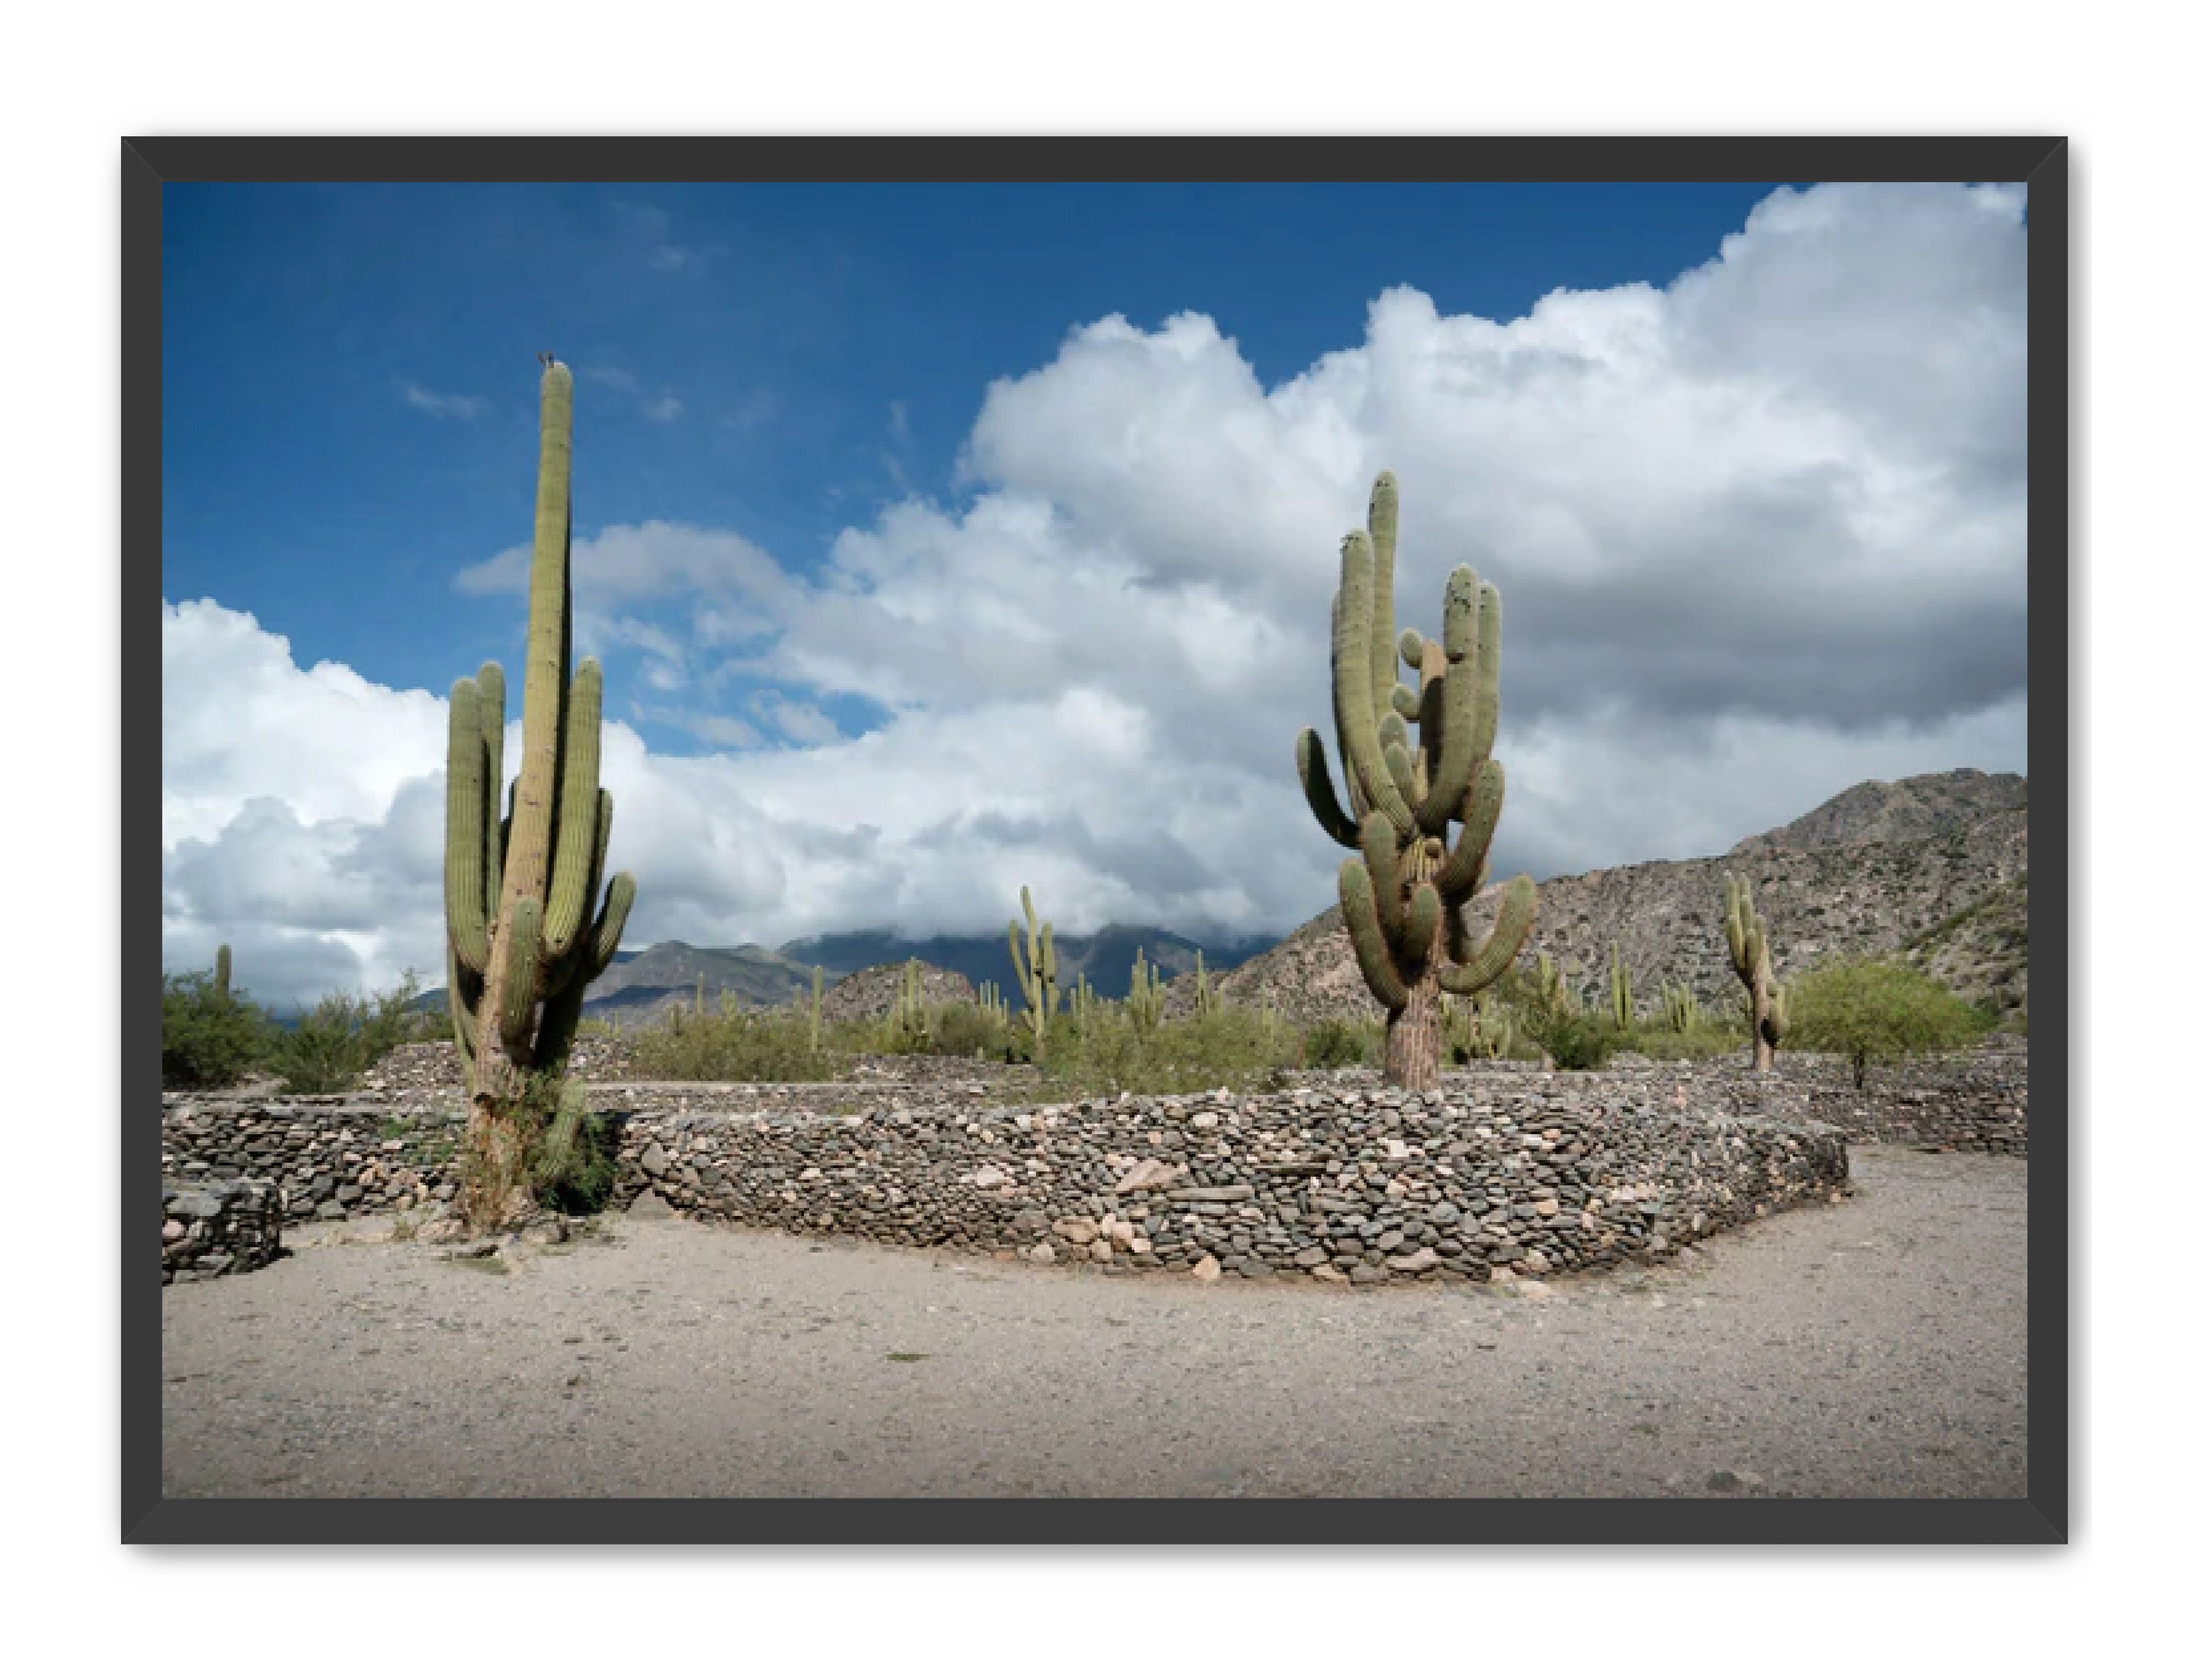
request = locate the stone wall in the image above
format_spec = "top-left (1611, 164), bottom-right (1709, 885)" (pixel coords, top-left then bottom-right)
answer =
top-left (161, 1045), bottom-right (2035, 1286)
top-left (163, 1178), bottom-right (282, 1283)
top-left (608, 1082), bottom-right (1849, 1284)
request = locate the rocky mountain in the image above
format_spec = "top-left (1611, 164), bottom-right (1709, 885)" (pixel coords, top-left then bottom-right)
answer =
top-left (779, 923), bottom-right (1275, 1005)
top-left (412, 921), bottom-right (1286, 1024)
top-left (1218, 771), bottom-right (2029, 1023)
top-left (1730, 769), bottom-right (2026, 855)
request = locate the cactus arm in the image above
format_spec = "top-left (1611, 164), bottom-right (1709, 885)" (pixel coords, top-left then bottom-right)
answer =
top-left (1368, 471), bottom-right (1400, 727)
top-left (584, 872), bottom-right (636, 981)
top-left (1359, 811), bottom-right (1408, 946)
top-left (1470, 583), bottom-right (1503, 777)
top-left (1334, 531), bottom-right (1418, 840)
top-left (1337, 859), bottom-right (1411, 1011)
top-left (1295, 729), bottom-right (1360, 848)
top-left (1417, 568), bottom-right (1481, 830)
top-left (1397, 880), bottom-right (1442, 969)
top-left (475, 662), bottom-right (506, 913)
top-left (1438, 876), bottom-right (1537, 996)
top-left (533, 979), bottom-right (587, 1072)
top-left (497, 896), bottom-right (545, 1052)
top-left (444, 677), bottom-right (493, 977)
top-left (1434, 758), bottom-right (1505, 903)
top-left (542, 658), bottom-right (604, 961)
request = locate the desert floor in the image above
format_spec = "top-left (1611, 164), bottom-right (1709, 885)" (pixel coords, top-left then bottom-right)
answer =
top-left (161, 1143), bottom-right (2025, 1500)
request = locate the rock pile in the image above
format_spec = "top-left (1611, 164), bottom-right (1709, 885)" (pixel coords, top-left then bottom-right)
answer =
top-left (818, 962), bottom-right (977, 1024)
top-left (162, 1178), bottom-right (282, 1283)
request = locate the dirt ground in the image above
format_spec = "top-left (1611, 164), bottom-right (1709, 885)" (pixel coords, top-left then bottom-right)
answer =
top-left (160, 1144), bottom-right (2026, 1499)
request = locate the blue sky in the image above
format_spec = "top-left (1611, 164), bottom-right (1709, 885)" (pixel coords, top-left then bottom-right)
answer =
top-left (164, 181), bottom-right (1791, 745)
top-left (161, 180), bottom-right (2029, 1003)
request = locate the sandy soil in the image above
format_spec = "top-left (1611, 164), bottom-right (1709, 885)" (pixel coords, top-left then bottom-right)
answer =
top-left (161, 1144), bottom-right (2025, 1499)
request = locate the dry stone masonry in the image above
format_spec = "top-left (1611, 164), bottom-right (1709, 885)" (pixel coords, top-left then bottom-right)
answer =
top-left (160, 1041), bottom-right (2023, 1286)
top-left (162, 1178), bottom-right (282, 1283)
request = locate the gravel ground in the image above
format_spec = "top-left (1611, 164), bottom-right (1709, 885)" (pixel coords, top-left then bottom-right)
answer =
top-left (161, 1144), bottom-right (2025, 1499)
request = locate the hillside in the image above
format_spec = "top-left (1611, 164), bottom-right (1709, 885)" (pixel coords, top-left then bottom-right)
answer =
top-left (1218, 773), bottom-right (2029, 1022)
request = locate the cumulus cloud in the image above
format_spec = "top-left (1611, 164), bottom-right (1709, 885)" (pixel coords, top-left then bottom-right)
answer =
top-left (166, 183), bottom-right (2028, 1003)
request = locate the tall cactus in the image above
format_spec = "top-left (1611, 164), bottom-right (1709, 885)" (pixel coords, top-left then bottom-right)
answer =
top-left (444, 360), bottom-right (636, 1229)
top-left (1607, 944), bottom-right (1634, 1032)
top-left (213, 943), bottom-right (232, 1003)
top-left (1297, 473), bottom-right (1538, 1088)
top-left (808, 965), bottom-right (825, 1053)
top-left (1724, 872), bottom-right (1787, 1072)
top-left (1007, 885), bottom-right (1061, 1052)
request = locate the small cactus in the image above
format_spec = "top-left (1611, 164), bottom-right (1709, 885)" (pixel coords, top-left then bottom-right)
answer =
top-left (1126, 948), bottom-right (1162, 1034)
top-left (1725, 873), bottom-right (1788, 1072)
top-left (1659, 979), bottom-right (1699, 1036)
top-left (1192, 951), bottom-right (1217, 1020)
top-left (1007, 886), bottom-right (1061, 1052)
top-left (213, 943), bottom-right (232, 1003)
top-left (808, 965), bottom-right (825, 1053)
top-left (1608, 945), bottom-right (1634, 1032)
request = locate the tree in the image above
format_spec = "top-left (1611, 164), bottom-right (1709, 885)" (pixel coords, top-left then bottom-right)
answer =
top-left (162, 966), bottom-right (268, 1090)
top-left (1785, 960), bottom-right (1984, 1089)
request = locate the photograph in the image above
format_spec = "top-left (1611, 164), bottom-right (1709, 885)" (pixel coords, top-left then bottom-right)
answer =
top-left (132, 144), bottom-right (2063, 1540)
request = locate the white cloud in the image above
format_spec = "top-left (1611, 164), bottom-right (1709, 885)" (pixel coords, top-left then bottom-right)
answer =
top-left (642, 393), bottom-right (685, 423)
top-left (398, 380), bottom-right (483, 420)
top-left (166, 184), bottom-right (2027, 1003)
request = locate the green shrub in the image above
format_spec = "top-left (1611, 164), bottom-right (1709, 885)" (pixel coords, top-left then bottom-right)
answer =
top-left (162, 968), bottom-right (270, 1089)
top-left (630, 1004), bottom-right (842, 1082)
top-left (261, 973), bottom-right (424, 1094)
top-left (1035, 999), bottom-right (1299, 1098)
top-left (1785, 959), bottom-right (1987, 1089)
top-left (926, 1001), bottom-right (1013, 1060)
top-left (1496, 962), bottom-right (1619, 1070)
top-left (1305, 1017), bottom-right (1378, 1068)
top-left (1622, 1015), bottom-right (1747, 1062)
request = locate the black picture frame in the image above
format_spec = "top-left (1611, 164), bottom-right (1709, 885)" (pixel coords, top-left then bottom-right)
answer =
top-left (126, 136), bottom-right (2068, 1543)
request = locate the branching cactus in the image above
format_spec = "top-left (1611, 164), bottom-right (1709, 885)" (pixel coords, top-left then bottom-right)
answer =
top-left (1127, 948), bottom-right (1162, 1034)
top-left (1660, 979), bottom-right (1699, 1036)
top-left (1007, 886), bottom-right (1061, 1050)
top-left (1608, 944), bottom-right (1634, 1032)
top-left (1724, 873), bottom-right (1788, 1072)
top-left (444, 362), bottom-right (636, 1229)
top-left (1297, 473), bottom-right (1539, 1088)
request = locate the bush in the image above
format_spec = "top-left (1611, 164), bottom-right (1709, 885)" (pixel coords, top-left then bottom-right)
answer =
top-left (162, 969), bottom-right (269, 1089)
top-left (1036, 999), bottom-right (1300, 1098)
top-left (261, 973), bottom-right (423, 1094)
top-left (1622, 1015), bottom-right (1747, 1062)
top-left (1305, 1017), bottom-right (1379, 1068)
top-left (926, 1002), bottom-right (1013, 1060)
top-left (1785, 959), bottom-right (1986, 1088)
top-left (1495, 964), bottom-right (1620, 1070)
top-left (629, 1003), bottom-right (842, 1082)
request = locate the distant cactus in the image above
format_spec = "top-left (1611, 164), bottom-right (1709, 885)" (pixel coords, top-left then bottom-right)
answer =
top-left (1192, 950), bottom-right (1217, 1021)
top-left (1659, 979), bottom-right (1699, 1035)
top-left (1126, 948), bottom-right (1163, 1034)
top-left (444, 362), bottom-right (636, 1229)
top-left (1725, 873), bottom-right (1788, 1072)
top-left (213, 943), bottom-right (232, 1003)
top-left (1297, 472), bottom-right (1538, 1088)
top-left (1007, 886), bottom-right (1061, 1052)
top-left (808, 965), bottom-right (825, 1052)
top-left (1608, 945), bottom-right (1634, 1032)
top-left (886, 958), bottom-right (934, 1052)
top-left (1067, 973), bottom-right (1097, 1018)
top-left (1443, 993), bottom-right (1511, 1064)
